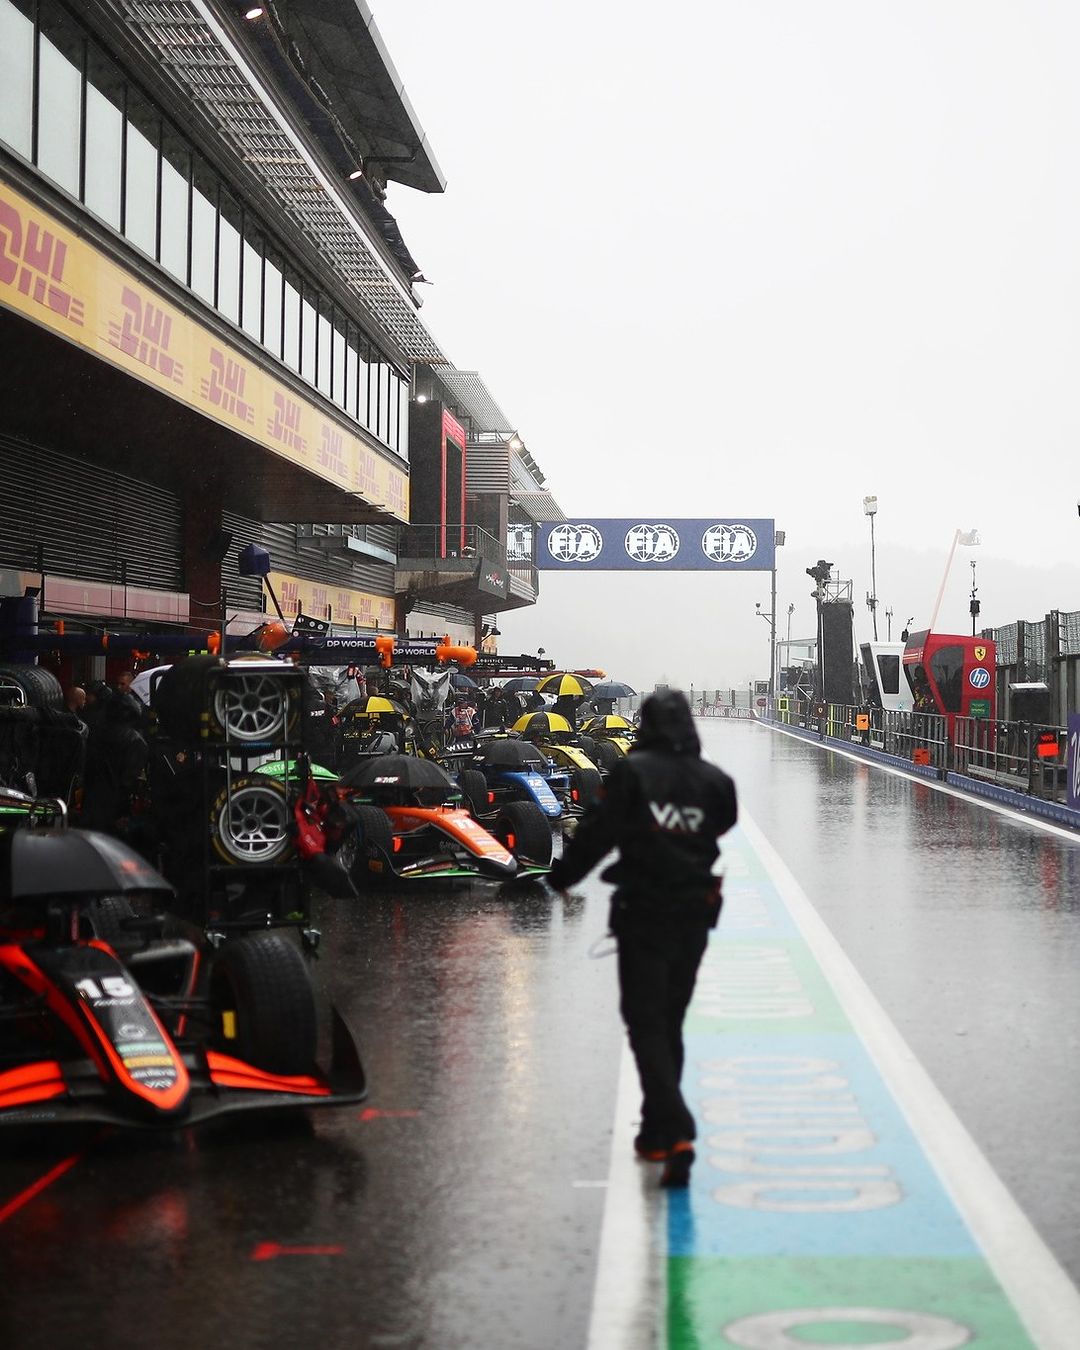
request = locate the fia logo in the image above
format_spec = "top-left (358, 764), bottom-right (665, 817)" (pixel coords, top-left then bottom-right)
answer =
top-left (649, 801), bottom-right (705, 832)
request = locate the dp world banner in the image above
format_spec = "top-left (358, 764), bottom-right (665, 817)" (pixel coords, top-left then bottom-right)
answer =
top-left (536, 519), bottom-right (775, 571)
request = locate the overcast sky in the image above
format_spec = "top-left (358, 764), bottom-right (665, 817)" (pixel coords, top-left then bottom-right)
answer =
top-left (374, 1), bottom-right (1076, 690)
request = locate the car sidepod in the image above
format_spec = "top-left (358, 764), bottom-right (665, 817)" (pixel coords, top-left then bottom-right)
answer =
top-left (497, 770), bottom-right (562, 818)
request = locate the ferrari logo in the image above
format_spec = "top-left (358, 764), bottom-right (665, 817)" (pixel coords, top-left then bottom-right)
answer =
top-left (974, 645), bottom-right (986, 661)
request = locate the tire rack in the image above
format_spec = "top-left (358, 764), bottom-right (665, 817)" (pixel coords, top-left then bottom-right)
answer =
top-left (170, 661), bottom-right (313, 941)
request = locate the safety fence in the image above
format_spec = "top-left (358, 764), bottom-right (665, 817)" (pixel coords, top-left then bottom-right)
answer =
top-left (769, 698), bottom-right (1070, 805)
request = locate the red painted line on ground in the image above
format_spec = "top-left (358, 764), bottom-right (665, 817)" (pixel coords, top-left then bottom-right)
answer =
top-left (358, 1107), bottom-right (421, 1121)
top-left (0, 1152), bottom-right (82, 1225)
top-left (250, 1242), bottom-right (345, 1261)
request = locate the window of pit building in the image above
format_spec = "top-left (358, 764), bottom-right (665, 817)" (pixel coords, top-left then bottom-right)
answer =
top-left (37, 0), bottom-right (82, 200)
top-left (190, 156), bottom-right (218, 306)
top-left (160, 129), bottom-right (191, 286)
top-left (0, 0), bottom-right (34, 161)
top-left (332, 312), bottom-right (348, 413)
top-left (84, 45), bottom-right (123, 230)
top-left (124, 89), bottom-right (160, 259)
top-left (344, 321), bottom-right (360, 420)
top-left (300, 285), bottom-right (317, 386)
top-left (283, 268), bottom-right (301, 372)
top-left (263, 249), bottom-right (284, 358)
top-left (241, 219), bottom-right (263, 343)
top-left (217, 189), bottom-right (242, 325)
top-left (316, 294), bottom-right (333, 399)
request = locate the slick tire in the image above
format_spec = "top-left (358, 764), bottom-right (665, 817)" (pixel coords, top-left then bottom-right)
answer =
top-left (572, 766), bottom-right (603, 807)
top-left (209, 932), bottom-right (316, 1075)
top-left (0, 663), bottom-right (64, 712)
top-left (209, 775), bottom-right (293, 866)
top-left (459, 769), bottom-right (491, 819)
top-left (593, 739), bottom-right (622, 772)
top-left (495, 799), bottom-right (554, 869)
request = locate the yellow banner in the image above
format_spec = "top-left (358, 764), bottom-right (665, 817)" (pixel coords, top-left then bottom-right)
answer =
top-left (268, 571), bottom-right (395, 631)
top-left (0, 176), bottom-right (409, 522)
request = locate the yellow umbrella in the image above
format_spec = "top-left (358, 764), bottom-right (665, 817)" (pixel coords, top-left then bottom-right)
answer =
top-left (536, 672), bottom-right (594, 697)
top-left (581, 715), bottom-right (633, 734)
top-left (512, 711), bottom-right (573, 737)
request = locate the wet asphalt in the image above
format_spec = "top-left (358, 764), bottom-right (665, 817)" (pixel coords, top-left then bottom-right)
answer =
top-left (3, 720), bottom-right (1080, 1348)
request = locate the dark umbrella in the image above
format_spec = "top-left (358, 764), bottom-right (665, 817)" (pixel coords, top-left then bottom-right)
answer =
top-left (500, 677), bottom-right (540, 693)
top-left (450, 672), bottom-right (480, 690)
top-left (589, 680), bottom-right (636, 700)
top-left (10, 829), bottom-right (173, 900)
top-left (475, 740), bottom-right (546, 769)
top-left (341, 754), bottom-right (457, 792)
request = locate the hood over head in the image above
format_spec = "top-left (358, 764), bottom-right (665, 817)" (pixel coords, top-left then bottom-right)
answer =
top-left (633, 690), bottom-right (700, 755)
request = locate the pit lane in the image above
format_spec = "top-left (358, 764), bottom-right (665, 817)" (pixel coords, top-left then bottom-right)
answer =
top-left (4, 720), bottom-right (1080, 1348)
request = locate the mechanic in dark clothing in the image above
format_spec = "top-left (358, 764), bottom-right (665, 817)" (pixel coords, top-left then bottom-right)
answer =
top-left (548, 690), bottom-right (737, 1187)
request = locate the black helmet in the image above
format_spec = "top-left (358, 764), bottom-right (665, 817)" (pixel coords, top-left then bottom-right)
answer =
top-left (635, 690), bottom-right (700, 755)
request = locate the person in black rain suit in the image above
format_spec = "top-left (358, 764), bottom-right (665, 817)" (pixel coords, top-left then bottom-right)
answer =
top-left (547, 689), bottom-right (737, 1187)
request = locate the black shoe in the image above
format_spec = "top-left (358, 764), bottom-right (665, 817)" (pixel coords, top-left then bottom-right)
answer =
top-left (659, 1141), bottom-right (694, 1188)
top-left (633, 1133), bottom-right (669, 1162)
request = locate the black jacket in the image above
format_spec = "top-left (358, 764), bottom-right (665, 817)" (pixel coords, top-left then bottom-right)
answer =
top-left (548, 747), bottom-right (737, 924)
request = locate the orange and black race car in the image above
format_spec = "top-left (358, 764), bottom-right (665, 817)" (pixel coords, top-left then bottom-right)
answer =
top-left (0, 794), bottom-right (365, 1129)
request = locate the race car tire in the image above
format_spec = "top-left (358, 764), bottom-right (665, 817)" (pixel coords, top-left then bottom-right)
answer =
top-left (209, 932), bottom-right (316, 1075)
top-left (87, 895), bottom-right (135, 946)
top-left (495, 799), bottom-right (554, 869)
top-left (572, 766), bottom-right (603, 807)
top-left (0, 663), bottom-right (64, 711)
top-left (209, 776), bottom-right (293, 866)
top-left (340, 805), bottom-right (394, 885)
top-left (154, 656), bottom-right (296, 744)
top-left (593, 739), bottom-right (622, 772)
top-left (459, 769), bottom-right (491, 819)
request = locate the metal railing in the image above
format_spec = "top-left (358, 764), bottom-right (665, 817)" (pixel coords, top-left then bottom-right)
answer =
top-left (397, 524), bottom-right (506, 564)
top-left (768, 698), bottom-right (1068, 803)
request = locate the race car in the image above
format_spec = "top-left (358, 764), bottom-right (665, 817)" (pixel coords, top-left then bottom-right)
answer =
top-left (0, 796), bottom-right (366, 1129)
top-left (511, 712), bottom-right (604, 809)
top-left (578, 714), bottom-right (636, 769)
top-left (450, 735), bottom-right (570, 823)
top-left (330, 754), bottom-right (554, 881)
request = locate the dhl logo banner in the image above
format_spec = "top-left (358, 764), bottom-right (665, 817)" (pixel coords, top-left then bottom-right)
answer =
top-left (268, 571), bottom-right (395, 631)
top-left (0, 176), bottom-right (409, 523)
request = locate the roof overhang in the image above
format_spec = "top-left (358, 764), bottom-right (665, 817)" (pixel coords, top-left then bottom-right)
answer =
top-left (248, 0), bottom-right (446, 194)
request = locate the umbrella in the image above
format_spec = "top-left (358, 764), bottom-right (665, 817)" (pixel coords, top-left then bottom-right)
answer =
top-left (589, 680), bottom-right (636, 700)
top-left (340, 695), bottom-right (406, 720)
top-left (450, 672), bottom-right (480, 690)
top-left (536, 673), bottom-right (594, 697)
top-left (341, 754), bottom-right (456, 793)
top-left (581, 715), bottom-right (634, 734)
top-left (512, 711), bottom-right (573, 738)
top-left (475, 739), bottom-right (546, 769)
top-left (10, 829), bottom-right (173, 900)
top-left (500, 677), bottom-right (540, 693)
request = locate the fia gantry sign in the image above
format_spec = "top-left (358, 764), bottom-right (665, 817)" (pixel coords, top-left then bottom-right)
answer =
top-left (536, 519), bottom-right (776, 571)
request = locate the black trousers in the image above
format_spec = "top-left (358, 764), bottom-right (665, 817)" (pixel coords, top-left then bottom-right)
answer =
top-left (616, 916), bottom-right (710, 1148)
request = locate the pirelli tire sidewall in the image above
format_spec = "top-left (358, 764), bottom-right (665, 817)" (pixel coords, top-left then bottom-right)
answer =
top-left (209, 774), bottom-right (294, 866)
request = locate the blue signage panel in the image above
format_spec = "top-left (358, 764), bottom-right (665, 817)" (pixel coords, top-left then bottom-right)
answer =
top-left (535, 519), bottom-right (776, 571)
top-left (1068, 713), bottom-right (1080, 811)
